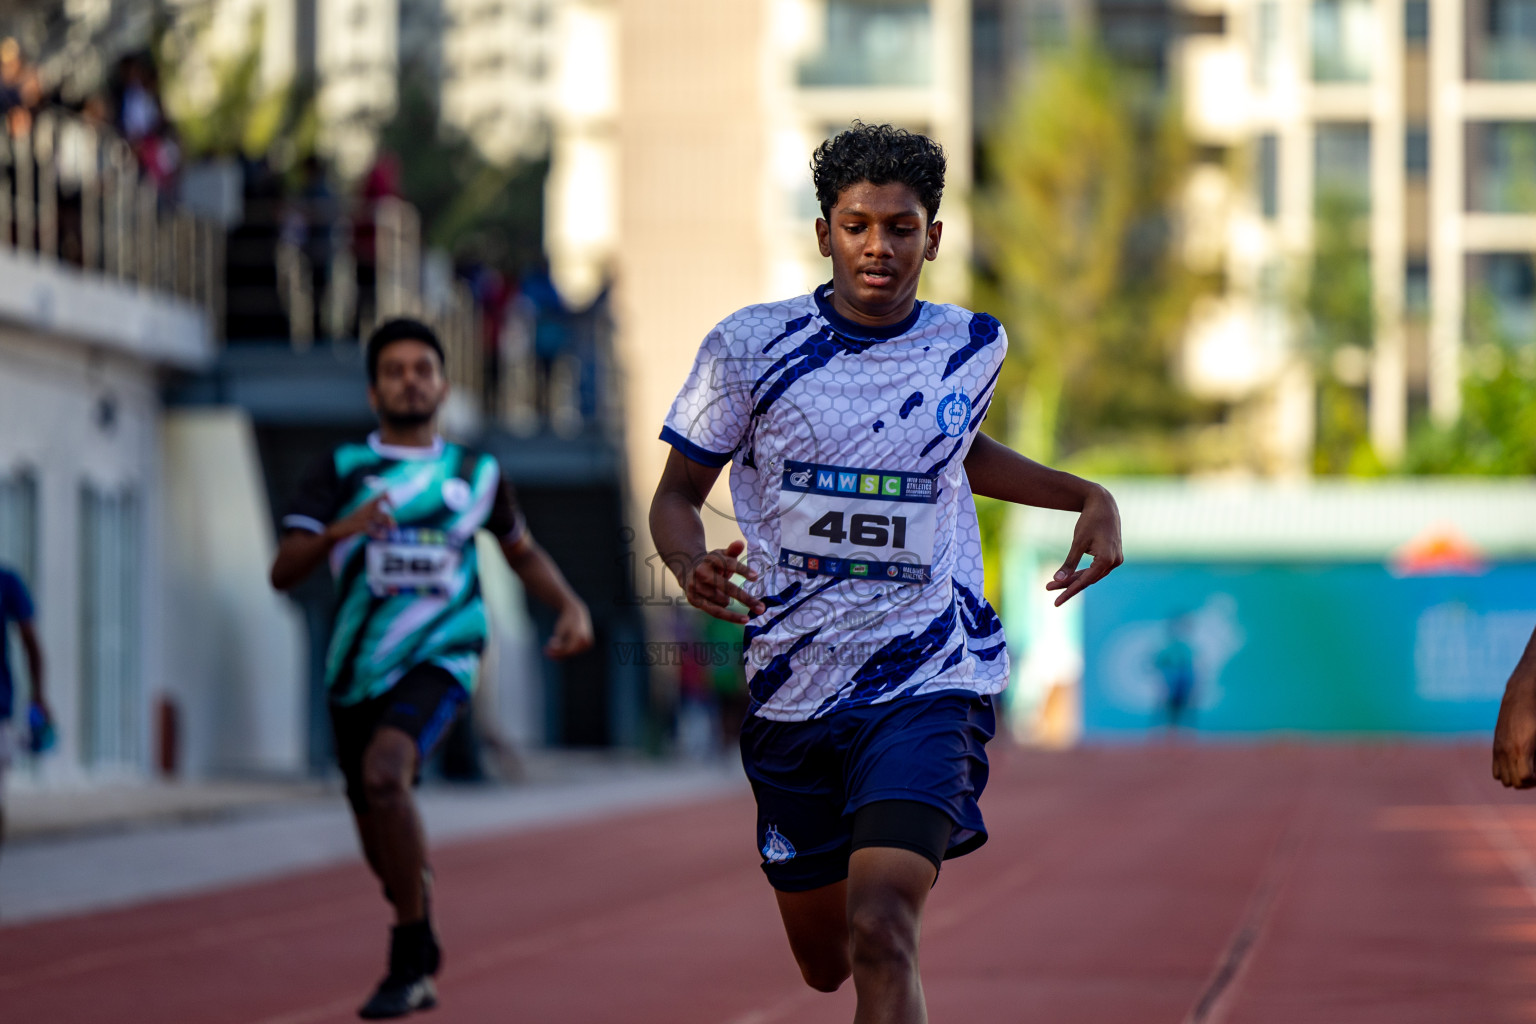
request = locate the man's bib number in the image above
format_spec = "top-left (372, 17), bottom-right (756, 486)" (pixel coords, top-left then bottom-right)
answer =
top-left (776, 460), bottom-right (937, 583)
top-left (366, 528), bottom-right (461, 597)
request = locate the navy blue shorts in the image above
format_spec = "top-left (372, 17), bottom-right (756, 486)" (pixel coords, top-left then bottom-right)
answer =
top-left (740, 690), bottom-right (996, 892)
top-left (331, 663), bottom-right (468, 816)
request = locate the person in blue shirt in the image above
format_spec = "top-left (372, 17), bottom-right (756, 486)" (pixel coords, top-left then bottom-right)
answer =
top-left (0, 563), bottom-right (47, 856)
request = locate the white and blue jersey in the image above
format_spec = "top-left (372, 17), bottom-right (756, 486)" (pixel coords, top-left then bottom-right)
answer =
top-left (661, 283), bottom-right (1009, 722)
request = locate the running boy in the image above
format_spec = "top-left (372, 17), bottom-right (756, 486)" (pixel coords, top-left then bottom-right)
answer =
top-left (271, 318), bottom-right (593, 1019)
top-left (649, 123), bottom-right (1123, 1023)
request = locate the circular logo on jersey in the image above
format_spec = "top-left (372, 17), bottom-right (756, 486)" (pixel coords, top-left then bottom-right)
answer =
top-left (936, 391), bottom-right (972, 437)
top-left (441, 478), bottom-right (472, 512)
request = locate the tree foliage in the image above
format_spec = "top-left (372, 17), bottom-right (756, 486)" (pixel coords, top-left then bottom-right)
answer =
top-left (973, 41), bottom-right (1216, 467)
top-left (376, 71), bottom-right (547, 273)
top-left (1300, 189), bottom-right (1381, 475)
top-left (157, 8), bottom-right (318, 164)
top-left (1405, 290), bottom-right (1536, 475)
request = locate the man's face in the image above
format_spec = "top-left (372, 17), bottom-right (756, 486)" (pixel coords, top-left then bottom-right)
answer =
top-left (370, 339), bottom-right (448, 427)
top-left (815, 181), bottom-right (942, 326)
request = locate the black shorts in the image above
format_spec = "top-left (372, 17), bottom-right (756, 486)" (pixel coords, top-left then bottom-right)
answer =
top-left (330, 663), bottom-right (468, 815)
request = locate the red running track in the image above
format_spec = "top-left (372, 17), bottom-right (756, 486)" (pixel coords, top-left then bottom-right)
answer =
top-left (3, 744), bottom-right (1535, 1024)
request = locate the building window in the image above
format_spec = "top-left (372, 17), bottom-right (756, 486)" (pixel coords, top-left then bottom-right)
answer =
top-left (798, 0), bottom-right (933, 88)
top-left (1470, 0), bottom-right (1536, 79)
top-left (1405, 0), bottom-right (1430, 40)
top-left (1406, 126), bottom-right (1430, 177)
top-left (0, 469), bottom-right (38, 592)
top-left (1470, 253), bottom-right (1536, 340)
top-left (1254, 0), bottom-right (1281, 87)
top-left (1312, 0), bottom-right (1375, 82)
top-left (1468, 121), bottom-right (1536, 212)
top-left (1257, 133), bottom-right (1280, 218)
top-left (1405, 258), bottom-right (1430, 316)
top-left (79, 484), bottom-right (142, 771)
top-left (1315, 122), bottom-right (1372, 211)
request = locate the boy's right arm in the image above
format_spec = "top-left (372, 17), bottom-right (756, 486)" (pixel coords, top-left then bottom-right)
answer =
top-left (649, 448), bottom-right (764, 624)
top-left (269, 495), bottom-right (394, 591)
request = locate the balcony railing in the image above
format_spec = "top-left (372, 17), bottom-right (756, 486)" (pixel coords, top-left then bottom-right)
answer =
top-left (0, 108), bottom-right (223, 319)
top-left (246, 188), bottom-right (620, 440)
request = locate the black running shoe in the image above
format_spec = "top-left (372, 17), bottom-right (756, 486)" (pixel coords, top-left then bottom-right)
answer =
top-left (358, 922), bottom-right (440, 1019)
top-left (358, 974), bottom-right (436, 1019)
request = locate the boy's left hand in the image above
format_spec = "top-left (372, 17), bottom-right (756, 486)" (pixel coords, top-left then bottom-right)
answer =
top-left (1045, 486), bottom-right (1123, 607)
top-left (546, 600), bottom-right (595, 658)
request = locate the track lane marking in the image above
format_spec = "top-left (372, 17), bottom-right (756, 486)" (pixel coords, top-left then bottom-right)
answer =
top-left (1463, 803), bottom-right (1536, 910)
top-left (1180, 799), bottom-right (1311, 1024)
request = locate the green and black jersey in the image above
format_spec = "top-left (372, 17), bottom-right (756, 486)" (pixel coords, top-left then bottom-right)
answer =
top-left (283, 432), bottom-right (525, 705)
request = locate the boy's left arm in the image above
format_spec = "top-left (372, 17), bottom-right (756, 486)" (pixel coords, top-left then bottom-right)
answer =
top-left (499, 534), bottom-right (595, 658)
top-left (963, 432), bottom-right (1123, 606)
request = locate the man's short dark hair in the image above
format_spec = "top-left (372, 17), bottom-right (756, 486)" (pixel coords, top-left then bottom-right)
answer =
top-left (811, 122), bottom-right (947, 223)
top-left (365, 317), bottom-right (445, 384)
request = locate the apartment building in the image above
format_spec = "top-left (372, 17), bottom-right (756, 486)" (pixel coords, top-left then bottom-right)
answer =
top-left (1179, 0), bottom-right (1536, 471)
top-left (155, 0), bottom-right (558, 175)
top-left (557, 0), bottom-right (973, 545)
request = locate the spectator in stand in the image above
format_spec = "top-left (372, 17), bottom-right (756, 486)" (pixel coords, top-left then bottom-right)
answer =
top-left (518, 259), bottom-right (569, 424)
top-left (2, 40), bottom-right (44, 139)
top-left (290, 154), bottom-right (341, 338)
top-left (354, 152), bottom-right (403, 333)
top-left (115, 55), bottom-right (160, 143)
top-left (470, 262), bottom-right (512, 412)
top-left (54, 93), bottom-right (113, 266)
top-left (0, 38), bottom-right (23, 114)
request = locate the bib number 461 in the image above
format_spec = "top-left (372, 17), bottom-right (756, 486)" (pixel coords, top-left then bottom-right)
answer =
top-left (807, 511), bottom-right (908, 549)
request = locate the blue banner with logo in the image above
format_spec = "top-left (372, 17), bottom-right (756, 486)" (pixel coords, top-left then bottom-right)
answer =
top-left (1080, 562), bottom-right (1536, 736)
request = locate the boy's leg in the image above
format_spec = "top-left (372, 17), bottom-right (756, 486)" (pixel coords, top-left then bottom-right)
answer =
top-left (774, 880), bottom-right (851, 992)
top-left (846, 846), bottom-right (939, 1024)
top-left (359, 726), bottom-right (429, 923)
top-left (773, 847), bottom-right (939, 1022)
top-left (773, 797), bottom-right (952, 1018)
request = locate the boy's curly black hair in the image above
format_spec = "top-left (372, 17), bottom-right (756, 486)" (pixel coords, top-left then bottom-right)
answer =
top-left (811, 122), bottom-right (947, 223)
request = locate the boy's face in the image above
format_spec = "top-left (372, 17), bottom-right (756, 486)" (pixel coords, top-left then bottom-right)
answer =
top-left (370, 339), bottom-right (448, 427)
top-left (816, 181), bottom-right (942, 326)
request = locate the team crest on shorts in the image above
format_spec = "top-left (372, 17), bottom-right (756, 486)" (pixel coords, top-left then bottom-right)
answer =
top-left (936, 390), bottom-right (972, 437)
top-left (762, 824), bottom-right (796, 864)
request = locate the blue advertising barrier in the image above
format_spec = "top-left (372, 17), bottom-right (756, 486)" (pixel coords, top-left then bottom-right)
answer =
top-left (1081, 562), bottom-right (1536, 736)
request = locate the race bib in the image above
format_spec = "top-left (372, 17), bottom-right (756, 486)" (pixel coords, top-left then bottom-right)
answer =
top-left (776, 460), bottom-right (937, 583)
top-left (365, 528), bottom-right (461, 597)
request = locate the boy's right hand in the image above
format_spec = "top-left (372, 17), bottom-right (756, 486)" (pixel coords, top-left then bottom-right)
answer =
top-left (326, 494), bottom-right (395, 542)
top-left (685, 540), bottom-right (766, 624)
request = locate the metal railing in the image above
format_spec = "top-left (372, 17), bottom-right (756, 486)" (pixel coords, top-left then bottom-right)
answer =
top-left (0, 108), bottom-right (223, 321)
top-left (243, 181), bottom-right (619, 441)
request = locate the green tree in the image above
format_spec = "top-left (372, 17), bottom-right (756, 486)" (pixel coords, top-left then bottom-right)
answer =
top-left (375, 71), bottom-right (547, 274)
top-left (1300, 188), bottom-right (1381, 475)
top-left (1405, 288), bottom-right (1536, 474)
top-left (973, 41), bottom-right (1215, 469)
top-left (157, 9), bottom-right (317, 164)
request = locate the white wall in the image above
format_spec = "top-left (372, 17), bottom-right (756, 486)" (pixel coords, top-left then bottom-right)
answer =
top-left (0, 325), bottom-right (163, 784)
top-left (162, 409), bottom-right (307, 778)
